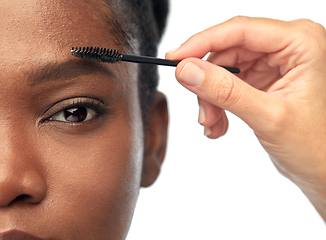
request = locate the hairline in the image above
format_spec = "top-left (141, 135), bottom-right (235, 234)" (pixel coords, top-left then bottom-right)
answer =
top-left (98, 0), bottom-right (160, 127)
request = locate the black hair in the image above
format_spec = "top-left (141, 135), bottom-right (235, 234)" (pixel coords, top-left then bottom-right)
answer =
top-left (107, 0), bottom-right (169, 124)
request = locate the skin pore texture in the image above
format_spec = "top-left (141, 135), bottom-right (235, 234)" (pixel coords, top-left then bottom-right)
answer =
top-left (0, 0), bottom-right (168, 239)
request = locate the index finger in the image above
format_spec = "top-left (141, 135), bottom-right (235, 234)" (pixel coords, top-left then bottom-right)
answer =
top-left (166, 16), bottom-right (294, 60)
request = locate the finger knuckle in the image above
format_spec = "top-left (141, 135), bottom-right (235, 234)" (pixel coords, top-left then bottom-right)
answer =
top-left (311, 22), bottom-right (326, 35)
top-left (209, 74), bottom-right (239, 107)
top-left (292, 20), bottom-right (326, 58)
top-left (293, 19), bottom-right (326, 38)
top-left (230, 15), bottom-right (251, 25)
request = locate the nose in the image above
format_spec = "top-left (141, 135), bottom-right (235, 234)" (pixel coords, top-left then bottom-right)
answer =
top-left (0, 131), bottom-right (47, 207)
top-left (0, 167), bottom-right (47, 206)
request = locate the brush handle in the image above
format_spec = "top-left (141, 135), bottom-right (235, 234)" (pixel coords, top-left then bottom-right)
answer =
top-left (121, 54), bottom-right (240, 74)
top-left (121, 54), bottom-right (179, 66)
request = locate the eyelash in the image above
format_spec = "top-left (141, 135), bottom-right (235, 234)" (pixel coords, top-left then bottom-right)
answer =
top-left (44, 97), bottom-right (108, 124)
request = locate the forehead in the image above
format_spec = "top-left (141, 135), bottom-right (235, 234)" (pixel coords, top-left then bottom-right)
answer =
top-left (0, 0), bottom-right (123, 62)
top-left (0, 0), bottom-right (137, 86)
top-left (1, 0), bottom-right (112, 38)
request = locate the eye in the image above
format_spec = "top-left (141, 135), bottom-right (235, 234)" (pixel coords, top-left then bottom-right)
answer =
top-left (50, 107), bottom-right (97, 123)
top-left (43, 97), bottom-right (108, 124)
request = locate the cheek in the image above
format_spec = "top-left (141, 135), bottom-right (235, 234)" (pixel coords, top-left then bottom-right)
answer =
top-left (40, 116), bottom-right (144, 239)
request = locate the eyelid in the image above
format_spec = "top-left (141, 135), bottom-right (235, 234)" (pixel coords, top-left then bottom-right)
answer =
top-left (42, 97), bottom-right (108, 122)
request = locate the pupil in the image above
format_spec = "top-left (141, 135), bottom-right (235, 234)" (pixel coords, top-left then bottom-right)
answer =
top-left (64, 107), bottom-right (88, 122)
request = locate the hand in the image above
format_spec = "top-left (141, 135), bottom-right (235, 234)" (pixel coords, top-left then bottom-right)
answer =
top-left (166, 16), bottom-right (326, 220)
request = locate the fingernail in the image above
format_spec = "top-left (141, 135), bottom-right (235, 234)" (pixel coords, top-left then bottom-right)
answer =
top-left (179, 62), bottom-right (205, 87)
top-left (204, 127), bottom-right (212, 136)
top-left (198, 105), bottom-right (206, 124)
top-left (166, 47), bottom-right (180, 55)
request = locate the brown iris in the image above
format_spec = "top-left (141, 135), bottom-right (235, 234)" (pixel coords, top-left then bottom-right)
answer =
top-left (64, 107), bottom-right (88, 122)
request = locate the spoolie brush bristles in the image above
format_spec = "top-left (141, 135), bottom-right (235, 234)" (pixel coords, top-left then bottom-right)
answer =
top-left (71, 46), bottom-right (240, 73)
top-left (71, 46), bottom-right (121, 63)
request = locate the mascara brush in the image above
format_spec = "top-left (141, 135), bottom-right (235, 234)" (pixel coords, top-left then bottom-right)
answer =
top-left (71, 46), bottom-right (240, 74)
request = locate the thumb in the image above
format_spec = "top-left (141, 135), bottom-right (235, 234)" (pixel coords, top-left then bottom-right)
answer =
top-left (175, 58), bottom-right (284, 134)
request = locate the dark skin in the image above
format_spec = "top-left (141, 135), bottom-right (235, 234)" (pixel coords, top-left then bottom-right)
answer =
top-left (0, 0), bottom-right (168, 239)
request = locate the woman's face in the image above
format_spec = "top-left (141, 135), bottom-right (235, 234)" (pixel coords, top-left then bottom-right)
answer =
top-left (0, 0), bottom-right (167, 239)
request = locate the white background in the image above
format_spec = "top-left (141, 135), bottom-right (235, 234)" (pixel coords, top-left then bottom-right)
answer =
top-left (127, 0), bottom-right (326, 239)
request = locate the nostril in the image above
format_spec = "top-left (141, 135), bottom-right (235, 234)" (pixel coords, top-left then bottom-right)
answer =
top-left (9, 194), bottom-right (31, 205)
top-left (13, 194), bottom-right (30, 202)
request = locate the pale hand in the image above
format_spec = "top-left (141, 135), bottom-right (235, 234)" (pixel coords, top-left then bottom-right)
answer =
top-left (166, 16), bottom-right (326, 220)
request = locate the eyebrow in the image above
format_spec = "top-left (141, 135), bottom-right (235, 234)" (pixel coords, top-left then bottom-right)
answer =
top-left (28, 59), bottom-right (117, 86)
